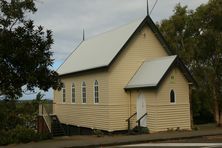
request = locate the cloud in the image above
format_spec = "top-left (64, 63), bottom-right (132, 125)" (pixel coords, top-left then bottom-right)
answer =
top-left (31, 0), bottom-right (208, 62)
top-left (22, 0), bottom-right (208, 99)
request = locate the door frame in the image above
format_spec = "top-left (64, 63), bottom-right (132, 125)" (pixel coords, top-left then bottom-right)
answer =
top-left (136, 91), bottom-right (147, 127)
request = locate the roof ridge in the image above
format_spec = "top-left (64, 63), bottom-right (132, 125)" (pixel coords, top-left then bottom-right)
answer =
top-left (57, 16), bottom-right (146, 75)
top-left (83, 16), bottom-right (146, 42)
top-left (57, 15), bottom-right (176, 76)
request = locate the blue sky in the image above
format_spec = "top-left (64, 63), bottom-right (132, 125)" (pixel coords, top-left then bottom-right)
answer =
top-left (21, 0), bottom-right (208, 100)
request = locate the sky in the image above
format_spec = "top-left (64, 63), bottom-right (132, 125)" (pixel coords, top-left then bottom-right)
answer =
top-left (21, 0), bottom-right (208, 99)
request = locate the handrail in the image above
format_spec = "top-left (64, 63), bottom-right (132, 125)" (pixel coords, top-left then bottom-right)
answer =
top-left (136, 112), bottom-right (147, 123)
top-left (39, 103), bottom-right (52, 133)
top-left (126, 112), bottom-right (137, 132)
top-left (126, 112), bottom-right (137, 122)
top-left (136, 112), bottom-right (148, 133)
top-left (39, 103), bottom-right (53, 115)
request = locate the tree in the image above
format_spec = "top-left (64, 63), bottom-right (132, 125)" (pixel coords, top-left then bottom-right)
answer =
top-left (158, 0), bottom-right (222, 125)
top-left (0, 0), bottom-right (61, 99)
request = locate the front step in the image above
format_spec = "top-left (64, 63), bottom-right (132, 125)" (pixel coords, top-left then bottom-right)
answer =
top-left (51, 115), bottom-right (65, 136)
top-left (130, 126), bottom-right (149, 134)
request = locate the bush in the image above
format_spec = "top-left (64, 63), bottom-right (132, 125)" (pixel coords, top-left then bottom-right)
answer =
top-left (93, 129), bottom-right (104, 137)
top-left (192, 126), bottom-right (199, 131)
top-left (0, 126), bottom-right (52, 146)
top-left (11, 126), bottom-right (38, 143)
top-left (140, 127), bottom-right (149, 133)
top-left (0, 130), bottom-right (12, 145)
top-left (132, 126), bottom-right (149, 134)
top-left (38, 132), bottom-right (52, 140)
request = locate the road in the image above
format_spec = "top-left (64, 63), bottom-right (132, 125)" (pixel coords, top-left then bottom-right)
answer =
top-left (118, 135), bottom-right (222, 148)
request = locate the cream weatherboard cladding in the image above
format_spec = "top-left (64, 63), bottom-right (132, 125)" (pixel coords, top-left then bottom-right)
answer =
top-left (53, 16), bottom-right (192, 132)
top-left (129, 67), bottom-right (191, 132)
top-left (107, 26), bottom-right (169, 131)
top-left (54, 71), bottom-right (110, 130)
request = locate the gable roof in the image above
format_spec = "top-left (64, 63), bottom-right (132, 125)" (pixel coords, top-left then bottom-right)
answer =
top-left (125, 55), bottom-right (194, 89)
top-left (57, 16), bottom-right (173, 76)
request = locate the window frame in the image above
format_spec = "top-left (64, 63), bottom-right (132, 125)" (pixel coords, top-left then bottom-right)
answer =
top-left (81, 81), bottom-right (87, 104)
top-left (62, 85), bottom-right (66, 103)
top-left (94, 80), bottom-right (99, 104)
top-left (71, 82), bottom-right (76, 104)
top-left (170, 89), bottom-right (176, 104)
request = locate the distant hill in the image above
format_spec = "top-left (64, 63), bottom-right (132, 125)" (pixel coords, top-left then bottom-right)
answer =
top-left (0, 99), bottom-right (53, 103)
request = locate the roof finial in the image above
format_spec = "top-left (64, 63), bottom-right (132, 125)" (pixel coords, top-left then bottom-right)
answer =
top-left (83, 29), bottom-right (85, 41)
top-left (147, 0), bottom-right (149, 16)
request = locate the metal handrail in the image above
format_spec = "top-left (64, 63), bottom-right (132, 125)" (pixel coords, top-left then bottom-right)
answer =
top-left (126, 112), bottom-right (137, 122)
top-left (136, 112), bottom-right (147, 123)
top-left (136, 112), bottom-right (148, 133)
top-left (126, 112), bottom-right (137, 132)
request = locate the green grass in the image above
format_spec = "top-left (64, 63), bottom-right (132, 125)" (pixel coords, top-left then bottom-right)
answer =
top-left (195, 123), bottom-right (217, 130)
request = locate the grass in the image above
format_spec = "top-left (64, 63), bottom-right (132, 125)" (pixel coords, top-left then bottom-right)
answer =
top-left (195, 123), bottom-right (217, 130)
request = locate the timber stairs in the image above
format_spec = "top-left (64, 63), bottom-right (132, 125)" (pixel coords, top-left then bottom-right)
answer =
top-left (51, 115), bottom-right (65, 136)
top-left (126, 112), bottom-right (148, 134)
top-left (38, 103), bottom-right (65, 137)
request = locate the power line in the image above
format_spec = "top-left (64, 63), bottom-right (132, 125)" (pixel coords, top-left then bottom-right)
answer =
top-left (150, 0), bottom-right (158, 15)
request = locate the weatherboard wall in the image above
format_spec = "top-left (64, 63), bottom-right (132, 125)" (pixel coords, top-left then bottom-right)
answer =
top-left (154, 67), bottom-right (191, 131)
top-left (53, 24), bottom-right (191, 132)
top-left (53, 70), bottom-right (110, 131)
top-left (129, 67), bottom-right (191, 133)
top-left (129, 90), bottom-right (157, 132)
top-left (107, 25), bottom-right (168, 131)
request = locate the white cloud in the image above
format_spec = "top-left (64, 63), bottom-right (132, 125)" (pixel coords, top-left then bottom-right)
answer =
top-left (22, 0), bottom-right (208, 99)
top-left (31, 0), bottom-right (208, 61)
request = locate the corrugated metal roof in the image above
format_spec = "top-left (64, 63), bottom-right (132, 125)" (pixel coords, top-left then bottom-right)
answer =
top-left (57, 17), bottom-right (145, 75)
top-left (125, 55), bottom-right (177, 89)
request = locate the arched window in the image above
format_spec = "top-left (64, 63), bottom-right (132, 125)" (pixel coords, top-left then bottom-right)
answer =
top-left (170, 89), bottom-right (176, 103)
top-left (71, 82), bottom-right (75, 103)
top-left (82, 81), bottom-right (86, 103)
top-left (94, 80), bottom-right (99, 103)
top-left (62, 85), bottom-right (66, 103)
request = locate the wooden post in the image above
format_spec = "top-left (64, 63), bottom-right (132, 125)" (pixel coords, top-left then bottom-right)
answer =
top-left (138, 120), bottom-right (141, 133)
top-left (128, 120), bottom-right (130, 133)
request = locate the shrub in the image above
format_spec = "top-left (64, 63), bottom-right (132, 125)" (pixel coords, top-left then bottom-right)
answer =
top-left (0, 126), bottom-right (52, 146)
top-left (192, 126), bottom-right (199, 131)
top-left (176, 127), bottom-right (180, 131)
top-left (140, 127), bottom-right (149, 133)
top-left (10, 125), bottom-right (38, 143)
top-left (38, 132), bottom-right (52, 140)
top-left (132, 126), bottom-right (149, 134)
top-left (93, 129), bottom-right (104, 137)
top-left (0, 130), bottom-right (12, 145)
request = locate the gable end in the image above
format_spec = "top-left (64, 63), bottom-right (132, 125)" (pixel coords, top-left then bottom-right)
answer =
top-left (108, 15), bottom-right (173, 68)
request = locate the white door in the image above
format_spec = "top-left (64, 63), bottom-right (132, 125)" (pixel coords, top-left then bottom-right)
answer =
top-left (136, 91), bottom-right (147, 127)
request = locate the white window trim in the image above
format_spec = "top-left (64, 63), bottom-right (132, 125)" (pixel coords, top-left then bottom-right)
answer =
top-left (93, 80), bottom-right (99, 104)
top-left (81, 81), bottom-right (86, 104)
top-left (71, 82), bottom-right (76, 104)
top-left (169, 89), bottom-right (176, 104)
top-left (62, 86), bottom-right (66, 104)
